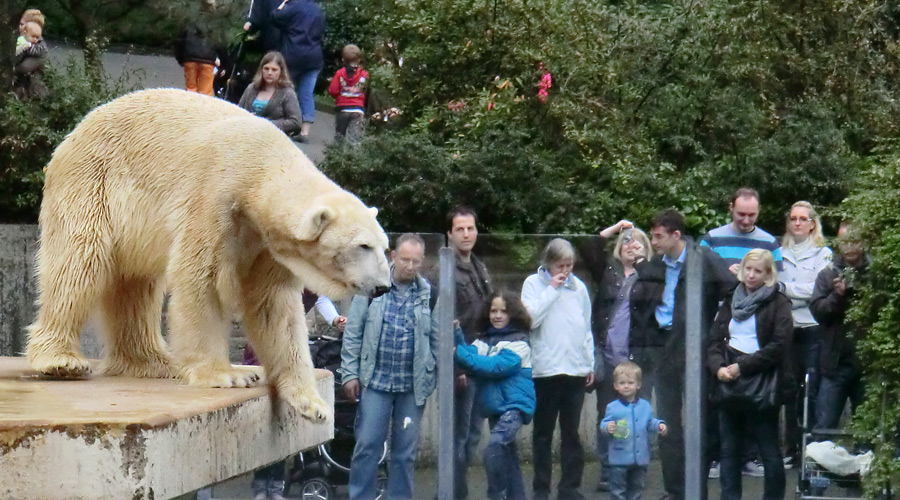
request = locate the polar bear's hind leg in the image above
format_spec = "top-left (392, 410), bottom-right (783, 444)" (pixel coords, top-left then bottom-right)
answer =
top-left (98, 276), bottom-right (174, 378)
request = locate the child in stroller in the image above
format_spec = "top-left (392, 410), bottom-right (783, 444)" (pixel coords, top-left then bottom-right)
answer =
top-left (285, 337), bottom-right (388, 500)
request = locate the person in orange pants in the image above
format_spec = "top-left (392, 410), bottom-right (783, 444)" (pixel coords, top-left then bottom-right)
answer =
top-left (174, 0), bottom-right (222, 96)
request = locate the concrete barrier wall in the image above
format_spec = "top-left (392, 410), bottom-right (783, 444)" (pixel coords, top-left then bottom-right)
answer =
top-left (0, 225), bottom-right (603, 465)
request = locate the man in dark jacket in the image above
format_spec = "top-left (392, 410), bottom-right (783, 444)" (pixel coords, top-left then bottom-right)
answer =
top-left (809, 225), bottom-right (869, 429)
top-left (631, 209), bottom-right (736, 500)
top-left (446, 206), bottom-right (493, 499)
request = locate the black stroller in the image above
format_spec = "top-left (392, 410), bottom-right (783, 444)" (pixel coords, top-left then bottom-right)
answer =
top-left (214, 31), bottom-right (264, 104)
top-left (285, 338), bottom-right (388, 500)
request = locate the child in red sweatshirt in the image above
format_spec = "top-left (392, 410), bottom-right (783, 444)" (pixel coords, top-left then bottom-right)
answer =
top-left (328, 44), bottom-right (369, 142)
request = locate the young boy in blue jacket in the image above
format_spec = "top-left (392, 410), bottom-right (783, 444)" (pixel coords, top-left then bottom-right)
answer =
top-left (601, 361), bottom-right (667, 500)
top-left (455, 290), bottom-right (536, 500)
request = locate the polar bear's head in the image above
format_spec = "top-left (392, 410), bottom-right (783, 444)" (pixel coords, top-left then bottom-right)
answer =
top-left (266, 191), bottom-right (391, 299)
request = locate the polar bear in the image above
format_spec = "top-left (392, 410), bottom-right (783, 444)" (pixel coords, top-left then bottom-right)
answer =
top-left (26, 89), bottom-right (392, 422)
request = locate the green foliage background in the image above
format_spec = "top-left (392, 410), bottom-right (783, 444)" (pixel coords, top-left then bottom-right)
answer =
top-left (0, 61), bottom-right (140, 222)
top-left (841, 151), bottom-right (900, 498)
top-left (319, 0), bottom-right (900, 236)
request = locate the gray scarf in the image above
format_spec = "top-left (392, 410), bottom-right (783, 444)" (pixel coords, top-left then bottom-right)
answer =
top-left (731, 283), bottom-right (776, 321)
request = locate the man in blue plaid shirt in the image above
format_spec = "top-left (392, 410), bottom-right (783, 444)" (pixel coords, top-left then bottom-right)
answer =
top-left (341, 233), bottom-right (439, 500)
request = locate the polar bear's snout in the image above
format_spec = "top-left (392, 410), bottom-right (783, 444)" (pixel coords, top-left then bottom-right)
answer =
top-left (371, 285), bottom-right (391, 298)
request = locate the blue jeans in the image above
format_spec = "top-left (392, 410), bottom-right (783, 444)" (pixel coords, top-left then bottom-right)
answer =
top-left (455, 380), bottom-right (484, 499)
top-left (294, 68), bottom-right (320, 123)
top-left (815, 362), bottom-right (864, 430)
top-left (485, 410), bottom-right (526, 500)
top-left (719, 406), bottom-right (785, 500)
top-left (608, 465), bottom-right (647, 500)
top-left (348, 387), bottom-right (424, 500)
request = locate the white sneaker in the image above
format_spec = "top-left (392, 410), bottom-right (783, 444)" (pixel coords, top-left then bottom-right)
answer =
top-left (708, 461), bottom-right (720, 478)
top-left (742, 459), bottom-right (765, 477)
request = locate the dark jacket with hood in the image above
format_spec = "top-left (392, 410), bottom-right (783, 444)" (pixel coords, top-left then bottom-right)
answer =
top-left (175, 20), bottom-right (221, 66)
top-left (270, 0), bottom-right (325, 77)
top-left (809, 254), bottom-right (869, 377)
top-left (707, 288), bottom-right (795, 404)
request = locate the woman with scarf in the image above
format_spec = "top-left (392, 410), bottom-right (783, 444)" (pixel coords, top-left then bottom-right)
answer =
top-left (707, 249), bottom-right (793, 500)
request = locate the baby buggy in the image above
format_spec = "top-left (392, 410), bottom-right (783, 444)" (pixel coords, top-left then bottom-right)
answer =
top-left (214, 31), bottom-right (264, 104)
top-left (284, 337), bottom-right (388, 500)
top-left (795, 373), bottom-right (892, 500)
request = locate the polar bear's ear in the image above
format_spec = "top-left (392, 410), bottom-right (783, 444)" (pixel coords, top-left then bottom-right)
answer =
top-left (369, 207), bottom-right (379, 218)
top-left (295, 206), bottom-right (336, 241)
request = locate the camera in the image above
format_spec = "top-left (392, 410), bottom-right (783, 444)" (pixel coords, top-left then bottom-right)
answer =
top-left (622, 227), bottom-right (633, 243)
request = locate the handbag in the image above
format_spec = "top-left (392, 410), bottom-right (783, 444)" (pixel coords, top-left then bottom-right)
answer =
top-left (715, 346), bottom-right (779, 411)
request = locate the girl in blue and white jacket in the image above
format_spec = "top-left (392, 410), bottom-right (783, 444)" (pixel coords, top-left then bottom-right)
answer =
top-left (455, 290), bottom-right (535, 500)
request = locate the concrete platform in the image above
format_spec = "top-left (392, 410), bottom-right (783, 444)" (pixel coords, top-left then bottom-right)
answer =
top-left (0, 357), bottom-right (334, 500)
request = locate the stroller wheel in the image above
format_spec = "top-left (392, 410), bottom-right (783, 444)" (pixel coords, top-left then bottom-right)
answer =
top-left (299, 477), bottom-right (335, 500)
top-left (375, 476), bottom-right (388, 500)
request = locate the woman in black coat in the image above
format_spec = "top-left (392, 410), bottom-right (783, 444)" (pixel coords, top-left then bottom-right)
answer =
top-left (707, 248), bottom-right (793, 500)
top-left (580, 219), bottom-right (652, 490)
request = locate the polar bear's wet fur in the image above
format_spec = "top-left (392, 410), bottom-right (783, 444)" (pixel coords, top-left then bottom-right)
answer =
top-left (26, 89), bottom-right (391, 422)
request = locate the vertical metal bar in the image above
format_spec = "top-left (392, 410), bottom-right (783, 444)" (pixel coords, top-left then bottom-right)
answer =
top-left (684, 244), bottom-right (706, 500)
top-left (437, 247), bottom-right (456, 500)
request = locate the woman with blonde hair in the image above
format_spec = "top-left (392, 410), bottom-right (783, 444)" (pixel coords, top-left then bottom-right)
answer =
top-left (708, 249), bottom-right (793, 500)
top-left (779, 201), bottom-right (832, 467)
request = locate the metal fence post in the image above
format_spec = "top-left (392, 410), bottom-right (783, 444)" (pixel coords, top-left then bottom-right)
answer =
top-left (437, 247), bottom-right (456, 500)
top-left (684, 244), bottom-right (706, 500)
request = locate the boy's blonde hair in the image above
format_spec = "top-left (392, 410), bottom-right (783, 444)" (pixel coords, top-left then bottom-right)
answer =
top-left (342, 44), bottom-right (362, 65)
top-left (737, 249), bottom-right (778, 287)
top-left (613, 361), bottom-right (642, 383)
top-left (24, 21), bottom-right (42, 40)
top-left (21, 9), bottom-right (45, 28)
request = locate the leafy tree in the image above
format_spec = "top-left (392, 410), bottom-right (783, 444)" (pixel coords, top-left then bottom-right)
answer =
top-left (321, 0), bottom-right (900, 236)
top-left (841, 150), bottom-right (900, 497)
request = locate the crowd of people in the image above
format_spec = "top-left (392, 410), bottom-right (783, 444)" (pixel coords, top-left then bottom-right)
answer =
top-left (335, 191), bottom-right (872, 500)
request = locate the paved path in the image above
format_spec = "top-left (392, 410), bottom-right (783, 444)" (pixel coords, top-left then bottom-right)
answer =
top-left (206, 459), bottom-right (798, 499)
top-left (48, 41), bottom-right (334, 165)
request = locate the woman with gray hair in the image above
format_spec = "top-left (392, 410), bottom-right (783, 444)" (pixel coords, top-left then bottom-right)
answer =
top-left (522, 238), bottom-right (594, 500)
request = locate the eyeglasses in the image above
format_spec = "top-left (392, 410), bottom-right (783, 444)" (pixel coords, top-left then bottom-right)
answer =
top-left (789, 216), bottom-right (810, 222)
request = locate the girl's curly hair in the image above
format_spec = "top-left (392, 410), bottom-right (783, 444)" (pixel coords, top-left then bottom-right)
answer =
top-left (476, 290), bottom-right (532, 334)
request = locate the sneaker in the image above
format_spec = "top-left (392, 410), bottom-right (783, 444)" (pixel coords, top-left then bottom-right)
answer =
top-left (783, 455), bottom-right (799, 469)
top-left (596, 480), bottom-right (610, 492)
top-left (742, 459), bottom-right (765, 477)
top-left (708, 460), bottom-right (720, 478)
top-left (251, 493), bottom-right (267, 500)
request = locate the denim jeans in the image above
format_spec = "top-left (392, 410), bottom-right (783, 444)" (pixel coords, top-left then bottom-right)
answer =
top-left (532, 375), bottom-right (587, 498)
top-left (608, 465), bottom-right (647, 500)
top-left (484, 410), bottom-right (526, 500)
top-left (719, 406), bottom-right (785, 500)
top-left (348, 387), bottom-right (424, 500)
top-left (815, 362), bottom-right (864, 430)
top-left (294, 68), bottom-right (320, 123)
top-left (784, 325), bottom-right (823, 454)
top-left (454, 380), bottom-right (484, 499)
top-left (251, 460), bottom-right (285, 496)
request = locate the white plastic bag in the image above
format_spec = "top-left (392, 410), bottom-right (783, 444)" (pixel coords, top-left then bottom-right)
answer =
top-left (806, 440), bottom-right (874, 476)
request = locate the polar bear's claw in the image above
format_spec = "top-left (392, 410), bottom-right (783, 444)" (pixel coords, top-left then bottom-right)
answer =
top-left (182, 364), bottom-right (266, 388)
top-left (285, 387), bottom-right (332, 423)
top-left (30, 351), bottom-right (92, 379)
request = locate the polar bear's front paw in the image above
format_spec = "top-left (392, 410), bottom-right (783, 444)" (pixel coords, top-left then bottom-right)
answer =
top-left (284, 386), bottom-right (332, 423)
top-left (182, 364), bottom-right (265, 388)
top-left (29, 350), bottom-right (92, 379)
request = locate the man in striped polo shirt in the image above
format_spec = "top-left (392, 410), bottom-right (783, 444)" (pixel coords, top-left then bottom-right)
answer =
top-left (700, 187), bottom-right (781, 480)
top-left (701, 187), bottom-right (783, 275)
